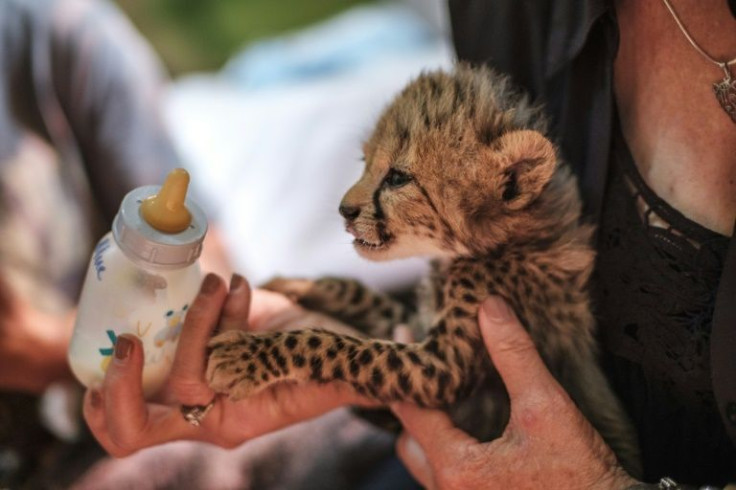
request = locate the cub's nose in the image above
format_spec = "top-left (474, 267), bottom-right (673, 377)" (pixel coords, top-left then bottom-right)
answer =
top-left (339, 204), bottom-right (361, 221)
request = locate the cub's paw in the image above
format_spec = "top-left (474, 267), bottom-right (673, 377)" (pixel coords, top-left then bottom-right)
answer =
top-left (260, 277), bottom-right (316, 303)
top-left (206, 330), bottom-right (282, 401)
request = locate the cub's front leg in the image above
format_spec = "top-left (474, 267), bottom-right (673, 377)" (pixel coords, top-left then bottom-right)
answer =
top-left (262, 276), bottom-right (414, 338)
top-left (206, 311), bottom-right (484, 404)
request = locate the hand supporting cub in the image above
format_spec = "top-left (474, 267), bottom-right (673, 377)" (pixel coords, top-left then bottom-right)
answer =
top-left (390, 297), bottom-right (640, 490)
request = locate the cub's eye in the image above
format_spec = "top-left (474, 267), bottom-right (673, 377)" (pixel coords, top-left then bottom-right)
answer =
top-left (384, 168), bottom-right (412, 188)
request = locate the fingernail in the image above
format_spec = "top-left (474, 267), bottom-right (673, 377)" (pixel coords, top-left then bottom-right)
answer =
top-left (482, 295), bottom-right (512, 322)
top-left (89, 389), bottom-right (102, 409)
top-left (114, 335), bottom-right (133, 360)
top-left (404, 436), bottom-right (427, 464)
top-left (201, 273), bottom-right (220, 295)
top-left (230, 273), bottom-right (246, 292)
top-left (392, 325), bottom-right (413, 344)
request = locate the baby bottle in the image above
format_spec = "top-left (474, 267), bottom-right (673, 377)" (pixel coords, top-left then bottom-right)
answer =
top-left (68, 168), bottom-right (207, 398)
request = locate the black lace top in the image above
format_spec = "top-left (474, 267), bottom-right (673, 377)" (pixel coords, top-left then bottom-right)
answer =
top-left (594, 129), bottom-right (736, 485)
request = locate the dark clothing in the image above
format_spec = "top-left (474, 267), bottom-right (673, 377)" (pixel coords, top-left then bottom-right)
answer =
top-left (449, 0), bottom-right (735, 484)
top-left (449, 0), bottom-right (616, 220)
top-left (596, 125), bottom-right (735, 483)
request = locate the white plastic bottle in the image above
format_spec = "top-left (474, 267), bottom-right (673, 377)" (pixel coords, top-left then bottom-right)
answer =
top-left (68, 168), bottom-right (207, 398)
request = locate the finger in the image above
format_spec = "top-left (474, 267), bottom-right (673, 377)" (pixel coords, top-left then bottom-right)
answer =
top-left (392, 324), bottom-right (414, 343)
top-left (83, 383), bottom-right (157, 458)
top-left (395, 432), bottom-right (436, 490)
top-left (169, 273), bottom-right (227, 402)
top-left (92, 336), bottom-right (203, 455)
top-left (247, 289), bottom-right (305, 332)
top-left (236, 380), bottom-right (382, 439)
top-left (101, 334), bottom-right (151, 451)
top-left (391, 403), bottom-right (476, 461)
top-left (83, 386), bottom-right (112, 450)
top-left (478, 296), bottom-right (560, 401)
top-left (219, 273), bottom-right (251, 332)
top-left (85, 392), bottom-right (199, 457)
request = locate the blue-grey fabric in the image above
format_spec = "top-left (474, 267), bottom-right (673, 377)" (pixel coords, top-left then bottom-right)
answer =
top-left (0, 0), bottom-right (178, 306)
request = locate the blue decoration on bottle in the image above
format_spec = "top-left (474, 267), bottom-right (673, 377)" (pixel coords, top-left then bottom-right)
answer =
top-left (94, 237), bottom-right (111, 280)
top-left (99, 329), bottom-right (117, 356)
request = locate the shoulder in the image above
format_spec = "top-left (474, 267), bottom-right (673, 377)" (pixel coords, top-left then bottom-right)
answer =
top-left (448, 0), bottom-right (611, 101)
top-left (448, 0), bottom-right (618, 214)
top-left (449, 0), bottom-right (553, 96)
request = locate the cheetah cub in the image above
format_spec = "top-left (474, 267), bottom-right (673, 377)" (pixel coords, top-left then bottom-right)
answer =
top-left (207, 65), bottom-right (641, 475)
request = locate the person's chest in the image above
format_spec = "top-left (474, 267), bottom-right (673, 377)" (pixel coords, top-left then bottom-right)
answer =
top-left (613, 0), bottom-right (736, 238)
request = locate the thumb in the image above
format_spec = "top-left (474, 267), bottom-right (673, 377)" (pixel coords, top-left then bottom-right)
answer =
top-left (478, 296), bottom-right (559, 401)
top-left (101, 334), bottom-right (150, 447)
top-left (395, 431), bottom-right (435, 489)
top-left (391, 402), bottom-right (476, 461)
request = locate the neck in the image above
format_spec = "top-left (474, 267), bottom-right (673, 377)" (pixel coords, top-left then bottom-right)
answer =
top-left (614, 0), bottom-right (736, 235)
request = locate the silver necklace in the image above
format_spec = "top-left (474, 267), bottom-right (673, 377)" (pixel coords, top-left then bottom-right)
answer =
top-left (662, 0), bottom-right (736, 123)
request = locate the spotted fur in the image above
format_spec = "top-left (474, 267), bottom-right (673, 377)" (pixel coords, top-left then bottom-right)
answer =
top-left (207, 65), bottom-right (641, 476)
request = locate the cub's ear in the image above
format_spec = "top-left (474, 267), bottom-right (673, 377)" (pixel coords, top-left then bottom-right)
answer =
top-left (494, 130), bottom-right (557, 210)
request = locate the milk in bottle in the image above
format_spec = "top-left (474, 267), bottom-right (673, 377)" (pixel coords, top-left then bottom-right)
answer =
top-left (68, 168), bottom-right (207, 398)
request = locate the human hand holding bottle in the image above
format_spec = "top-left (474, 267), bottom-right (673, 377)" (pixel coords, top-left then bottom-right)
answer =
top-left (83, 273), bottom-right (380, 456)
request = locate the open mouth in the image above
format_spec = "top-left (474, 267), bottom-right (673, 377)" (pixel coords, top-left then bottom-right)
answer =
top-left (354, 237), bottom-right (388, 250)
top-left (346, 222), bottom-right (393, 251)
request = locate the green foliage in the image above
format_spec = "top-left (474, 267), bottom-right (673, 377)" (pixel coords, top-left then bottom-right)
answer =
top-left (116, 0), bottom-right (375, 75)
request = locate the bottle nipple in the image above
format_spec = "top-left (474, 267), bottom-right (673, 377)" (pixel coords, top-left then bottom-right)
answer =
top-left (140, 168), bottom-right (193, 233)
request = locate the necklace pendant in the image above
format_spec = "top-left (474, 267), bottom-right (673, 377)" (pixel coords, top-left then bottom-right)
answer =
top-left (713, 72), bottom-right (736, 124)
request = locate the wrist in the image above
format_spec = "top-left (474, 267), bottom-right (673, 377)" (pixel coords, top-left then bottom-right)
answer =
top-left (627, 477), bottom-right (724, 490)
top-left (586, 463), bottom-right (639, 490)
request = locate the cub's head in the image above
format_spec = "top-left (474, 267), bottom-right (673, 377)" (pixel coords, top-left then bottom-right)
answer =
top-left (341, 65), bottom-right (581, 261)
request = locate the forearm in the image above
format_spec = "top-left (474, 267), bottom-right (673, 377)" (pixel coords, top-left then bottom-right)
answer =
top-left (628, 478), bottom-right (736, 490)
top-left (0, 274), bottom-right (75, 393)
top-left (0, 344), bottom-right (70, 393)
top-left (0, 316), bottom-right (73, 393)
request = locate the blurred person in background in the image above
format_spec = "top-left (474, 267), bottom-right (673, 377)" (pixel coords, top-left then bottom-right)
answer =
top-left (1, 0), bottom-right (433, 487)
top-left (0, 0), bottom-right (230, 486)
